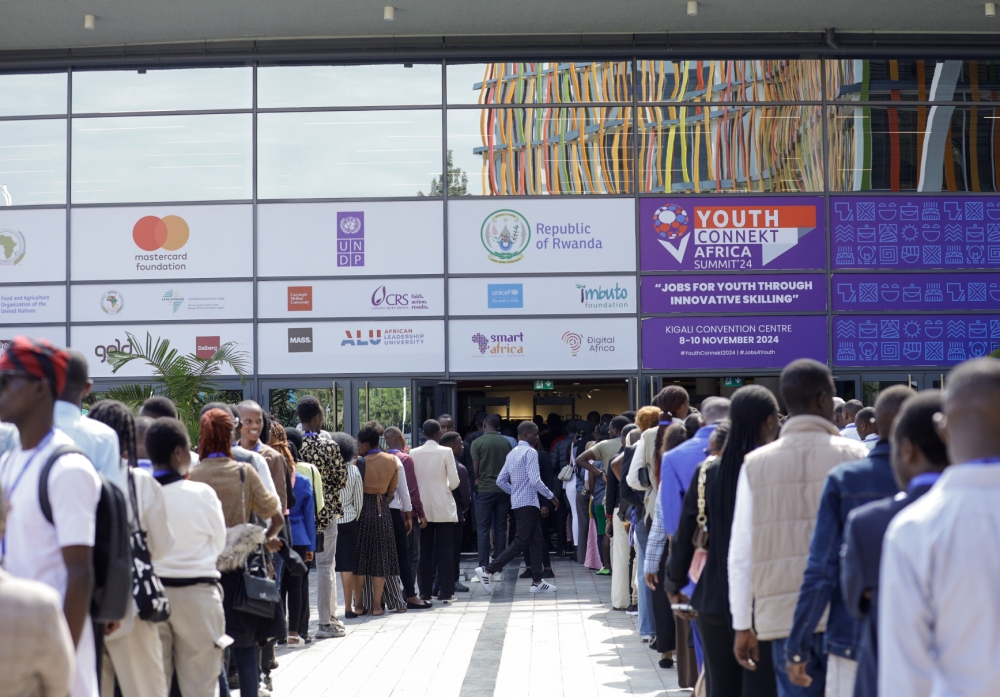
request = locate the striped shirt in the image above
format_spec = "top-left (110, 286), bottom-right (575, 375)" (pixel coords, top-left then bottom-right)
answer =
top-left (338, 463), bottom-right (364, 524)
top-left (496, 440), bottom-right (554, 510)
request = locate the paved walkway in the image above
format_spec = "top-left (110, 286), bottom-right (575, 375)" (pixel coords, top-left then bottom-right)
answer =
top-left (268, 557), bottom-right (689, 697)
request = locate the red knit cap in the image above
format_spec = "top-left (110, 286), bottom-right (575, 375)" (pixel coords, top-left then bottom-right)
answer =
top-left (0, 336), bottom-right (69, 395)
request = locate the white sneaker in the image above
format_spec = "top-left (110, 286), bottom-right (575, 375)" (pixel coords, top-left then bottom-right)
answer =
top-left (530, 581), bottom-right (556, 593)
top-left (475, 567), bottom-right (494, 594)
top-left (491, 572), bottom-right (504, 582)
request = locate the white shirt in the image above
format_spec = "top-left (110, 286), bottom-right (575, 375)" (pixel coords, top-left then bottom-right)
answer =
top-left (388, 455), bottom-right (412, 513)
top-left (840, 424), bottom-right (862, 442)
top-left (879, 463), bottom-right (1000, 697)
top-left (55, 401), bottom-right (122, 489)
top-left (154, 478), bottom-right (226, 580)
top-left (863, 433), bottom-right (878, 451)
top-left (230, 446), bottom-right (277, 495)
top-left (409, 441), bottom-right (459, 523)
top-left (727, 467), bottom-right (755, 631)
top-left (625, 436), bottom-right (649, 490)
top-left (0, 428), bottom-right (102, 697)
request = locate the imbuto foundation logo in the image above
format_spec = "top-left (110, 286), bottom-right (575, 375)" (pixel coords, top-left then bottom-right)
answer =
top-left (133, 215), bottom-right (189, 272)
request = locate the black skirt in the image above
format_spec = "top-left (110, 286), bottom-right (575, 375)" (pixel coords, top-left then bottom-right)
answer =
top-left (356, 493), bottom-right (399, 578)
top-left (336, 520), bottom-right (360, 573)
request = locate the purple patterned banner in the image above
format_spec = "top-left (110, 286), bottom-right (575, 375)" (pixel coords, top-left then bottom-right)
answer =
top-left (832, 273), bottom-right (1000, 311)
top-left (830, 196), bottom-right (1000, 269)
top-left (642, 315), bottom-right (829, 370)
top-left (642, 274), bottom-right (827, 313)
top-left (833, 314), bottom-right (1000, 367)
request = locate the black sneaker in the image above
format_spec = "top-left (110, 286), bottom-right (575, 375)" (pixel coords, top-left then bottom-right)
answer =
top-left (542, 568), bottom-right (555, 579)
top-left (658, 657), bottom-right (675, 669)
top-left (626, 604), bottom-right (638, 616)
top-left (519, 569), bottom-right (533, 579)
top-left (454, 581), bottom-right (470, 592)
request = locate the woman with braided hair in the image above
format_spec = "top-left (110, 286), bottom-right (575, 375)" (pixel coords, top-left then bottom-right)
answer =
top-left (665, 386), bottom-right (782, 697)
top-left (87, 400), bottom-right (175, 697)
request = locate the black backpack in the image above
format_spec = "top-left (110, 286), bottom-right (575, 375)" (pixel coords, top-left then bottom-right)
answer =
top-left (39, 445), bottom-right (131, 623)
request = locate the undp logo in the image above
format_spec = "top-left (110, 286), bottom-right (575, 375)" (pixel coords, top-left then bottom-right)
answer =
top-left (133, 215), bottom-right (190, 252)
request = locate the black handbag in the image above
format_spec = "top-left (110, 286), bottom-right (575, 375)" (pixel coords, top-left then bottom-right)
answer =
top-left (127, 470), bottom-right (171, 622)
top-left (231, 465), bottom-right (281, 618)
top-left (311, 467), bottom-right (325, 553)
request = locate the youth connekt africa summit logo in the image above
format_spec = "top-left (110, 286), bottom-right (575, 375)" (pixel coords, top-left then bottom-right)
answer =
top-left (481, 210), bottom-right (530, 264)
top-left (652, 203), bottom-right (692, 262)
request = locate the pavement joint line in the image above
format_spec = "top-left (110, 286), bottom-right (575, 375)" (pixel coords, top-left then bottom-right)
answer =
top-left (457, 559), bottom-right (520, 697)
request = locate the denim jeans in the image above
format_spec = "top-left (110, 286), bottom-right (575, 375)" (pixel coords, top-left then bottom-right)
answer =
top-left (231, 645), bottom-right (259, 696)
top-left (633, 516), bottom-right (655, 637)
top-left (771, 635), bottom-right (827, 697)
top-left (475, 491), bottom-right (511, 567)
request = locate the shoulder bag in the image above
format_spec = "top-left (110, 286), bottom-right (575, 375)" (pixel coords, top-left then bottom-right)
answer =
top-left (232, 465), bottom-right (281, 618)
top-left (127, 469), bottom-right (171, 622)
top-left (688, 456), bottom-right (715, 585)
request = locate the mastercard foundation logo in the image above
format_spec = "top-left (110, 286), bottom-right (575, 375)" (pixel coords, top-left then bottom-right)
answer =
top-left (133, 215), bottom-right (190, 251)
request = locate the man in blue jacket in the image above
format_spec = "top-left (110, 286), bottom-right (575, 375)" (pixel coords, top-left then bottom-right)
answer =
top-left (839, 391), bottom-right (949, 697)
top-left (783, 385), bottom-right (914, 697)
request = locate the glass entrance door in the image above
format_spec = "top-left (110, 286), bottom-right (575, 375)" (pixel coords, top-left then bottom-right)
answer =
top-left (265, 380), bottom-right (345, 433)
top-left (860, 373), bottom-right (921, 406)
top-left (355, 380), bottom-right (412, 447)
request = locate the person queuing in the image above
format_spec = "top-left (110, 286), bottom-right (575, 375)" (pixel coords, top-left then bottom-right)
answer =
top-left (284, 444), bottom-right (316, 647)
top-left (147, 417), bottom-right (227, 697)
top-left (354, 422), bottom-right (401, 615)
top-left (368, 424), bottom-right (413, 612)
top-left (782, 386), bottom-right (913, 696)
top-left (551, 418), bottom-right (578, 559)
top-left (839, 400), bottom-right (864, 442)
top-left (728, 360), bottom-right (869, 697)
top-left (384, 427), bottom-right (429, 610)
top-left (840, 391), bottom-right (950, 697)
top-left (475, 421), bottom-right (558, 595)
top-left (328, 433), bottom-right (363, 619)
top-left (410, 420), bottom-right (460, 602)
top-left (627, 406), bottom-right (665, 644)
top-left (440, 432), bottom-right (472, 593)
top-left (470, 413), bottom-right (512, 575)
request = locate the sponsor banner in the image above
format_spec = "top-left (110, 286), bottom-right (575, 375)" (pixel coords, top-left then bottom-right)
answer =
top-left (642, 315), bottom-right (829, 370)
top-left (257, 320), bottom-right (444, 375)
top-left (833, 314), bottom-right (1000, 367)
top-left (831, 195), bottom-right (1000, 269)
top-left (71, 281), bottom-right (253, 322)
top-left (832, 273), bottom-right (1000, 311)
top-left (0, 326), bottom-right (67, 349)
top-left (71, 323), bottom-right (254, 378)
top-left (448, 199), bottom-right (636, 274)
top-left (449, 276), bottom-right (636, 316)
top-left (258, 278), bottom-right (444, 319)
top-left (0, 208), bottom-right (66, 283)
top-left (448, 318), bottom-right (638, 373)
top-left (258, 201), bottom-right (443, 277)
top-left (640, 197), bottom-right (825, 271)
top-left (0, 285), bottom-right (67, 324)
top-left (71, 205), bottom-right (253, 281)
top-left (641, 274), bottom-right (826, 314)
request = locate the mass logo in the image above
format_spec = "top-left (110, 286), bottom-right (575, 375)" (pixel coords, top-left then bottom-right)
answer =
top-left (472, 331), bottom-right (525, 355)
top-left (0, 228), bottom-right (26, 266)
top-left (195, 336), bottom-right (220, 359)
top-left (133, 215), bottom-right (190, 251)
top-left (94, 338), bottom-right (133, 364)
top-left (288, 286), bottom-right (313, 312)
top-left (288, 327), bottom-right (313, 353)
top-left (561, 331), bottom-right (583, 356)
top-left (481, 210), bottom-right (531, 264)
top-left (161, 289), bottom-right (184, 314)
top-left (342, 329), bottom-right (382, 346)
top-left (337, 211), bottom-right (365, 267)
top-left (100, 290), bottom-right (124, 315)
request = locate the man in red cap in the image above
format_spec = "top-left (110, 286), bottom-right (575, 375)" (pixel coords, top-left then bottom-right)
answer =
top-left (0, 336), bottom-right (102, 697)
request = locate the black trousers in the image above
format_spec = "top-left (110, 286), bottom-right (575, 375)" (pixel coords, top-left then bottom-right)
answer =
top-left (555, 490), bottom-right (572, 556)
top-left (419, 522), bottom-right (455, 599)
top-left (651, 541), bottom-right (677, 652)
top-left (453, 521), bottom-right (463, 582)
top-left (524, 506), bottom-right (552, 571)
top-left (390, 508), bottom-right (417, 598)
top-left (696, 612), bottom-right (777, 697)
top-left (487, 506), bottom-right (544, 583)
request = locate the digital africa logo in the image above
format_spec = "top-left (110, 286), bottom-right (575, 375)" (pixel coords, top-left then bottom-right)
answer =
top-left (0, 228), bottom-right (26, 266)
top-left (481, 210), bottom-right (530, 264)
top-left (562, 331), bottom-right (583, 356)
top-left (652, 203), bottom-right (692, 263)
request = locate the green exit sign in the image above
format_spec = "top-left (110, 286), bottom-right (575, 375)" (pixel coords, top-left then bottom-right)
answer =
top-left (534, 380), bottom-right (554, 391)
top-left (723, 377), bottom-right (744, 387)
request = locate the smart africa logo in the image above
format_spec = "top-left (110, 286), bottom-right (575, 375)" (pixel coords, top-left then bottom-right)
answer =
top-left (562, 331), bottom-right (583, 356)
top-left (472, 332), bottom-right (489, 354)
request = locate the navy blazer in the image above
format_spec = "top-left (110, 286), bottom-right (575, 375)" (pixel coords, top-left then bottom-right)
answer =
top-left (840, 483), bottom-right (934, 697)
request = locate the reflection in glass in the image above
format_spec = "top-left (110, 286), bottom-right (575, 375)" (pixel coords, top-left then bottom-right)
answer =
top-left (0, 73), bottom-right (67, 117)
top-left (358, 386), bottom-right (411, 447)
top-left (72, 68), bottom-right (252, 114)
top-left (829, 106), bottom-right (1000, 192)
top-left (0, 119), bottom-right (67, 205)
top-left (72, 114), bottom-right (252, 203)
top-left (447, 107), bottom-right (633, 195)
top-left (270, 387), bottom-right (344, 433)
top-left (829, 59), bottom-right (1000, 102)
top-left (258, 64), bottom-right (441, 108)
top-left (638, 106), bottom-right (823, 193)
top-left (447, 62), bottom-right (633, 105)
top-left (636, 60), bottom-right (822, 102)
top-left (257, 110), bottom-right (442, 199)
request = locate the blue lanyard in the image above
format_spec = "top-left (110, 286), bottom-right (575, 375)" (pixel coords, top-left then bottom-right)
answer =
top-left (959, 458), bottom-right (1000, 467)
top-left (205, 452), bottom-right (228, 459)
top-left (907, 472), bottom-right (942, 493)
top-left (234, 441), bottom-right (262, 452)
top-left (303, 432), bottom-right (319, 438)
top-left (368, 449), bottom-right (382, 455)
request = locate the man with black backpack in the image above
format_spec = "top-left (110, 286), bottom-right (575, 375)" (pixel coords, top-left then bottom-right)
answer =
top-left (0, 337), bottom-right (130, 697)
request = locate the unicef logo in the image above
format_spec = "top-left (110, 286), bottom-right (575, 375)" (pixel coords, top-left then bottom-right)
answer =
top-left (653, 204), bottom-right (690, 241)
top-left (339, 215), bottom-right (363, 235)
top-left (0, 229), bottom-right (26, 266)
top-left (481, 210), bottom-right (530, 264)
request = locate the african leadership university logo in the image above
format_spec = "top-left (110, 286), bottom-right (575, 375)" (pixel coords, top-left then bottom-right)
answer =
top-left (133, 215), bottom-right (190, 251)
top-left (0, 229), bottom-right (26, 266)
top-left (481, 210), bottom-right (530, 264)
top-left (100, 290), bottom-right (124, 315)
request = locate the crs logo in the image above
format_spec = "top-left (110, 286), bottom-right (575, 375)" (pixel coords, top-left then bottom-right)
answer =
top-left (133, 215), bottom-right (190, 251)
top-left (371, 285), bottom-right (409, 309)
top-left (94, 338), bottom-right (133, 364)
top-left (342, 329), bottom-right (382, 347)
top-left (561, 331), bottom-right (583, 356)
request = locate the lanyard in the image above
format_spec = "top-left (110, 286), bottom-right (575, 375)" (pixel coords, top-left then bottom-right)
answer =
top-left (303, 432), bottom-right (319, 438)
top-left (205, 452), bottom-right (228, 459)
top-left (959, 458), bottom-right (1000, 467)
top-left (234, 441), bottom-right (261, 452)
top-left (368, 448), bottom-right (382, 455)
top-left (907, 472), bottom-right (942, 493)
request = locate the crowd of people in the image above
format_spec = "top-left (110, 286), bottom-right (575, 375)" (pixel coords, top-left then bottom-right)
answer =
top-left (2, 333), bottom-right (999, 697)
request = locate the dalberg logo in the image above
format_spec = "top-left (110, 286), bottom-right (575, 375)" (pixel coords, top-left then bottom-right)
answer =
top-left (0, 228), bottom-right (26, 266)
top-left (482, 210), bottom-right (531, 263)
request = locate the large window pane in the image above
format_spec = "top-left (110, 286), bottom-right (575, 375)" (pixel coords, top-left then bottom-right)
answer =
top-left (0, 119), bottom-right (66, 205)
top-left (447, 61), bottom-right (633, 105)
top-left (72, 114), bottom-right (252, 203)
top-left (0, 73), bottom-right (67, 116)
top-left (829, 105), bottom-right (1000, 192)
top-left (446, 106), bottom-right (633, 195)
top-left (258, 64), bottom-right (441, 108)
top-left (72, 68), bottom-right (252, 114)
top-left (636, 60), bottom-right (823, 102)
top-left (257, 110), bottom-right (442, 199)
top-left (638, 105), bottom-right (823, 193)
top-left (829, 59), bottom-right (1000, 102)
